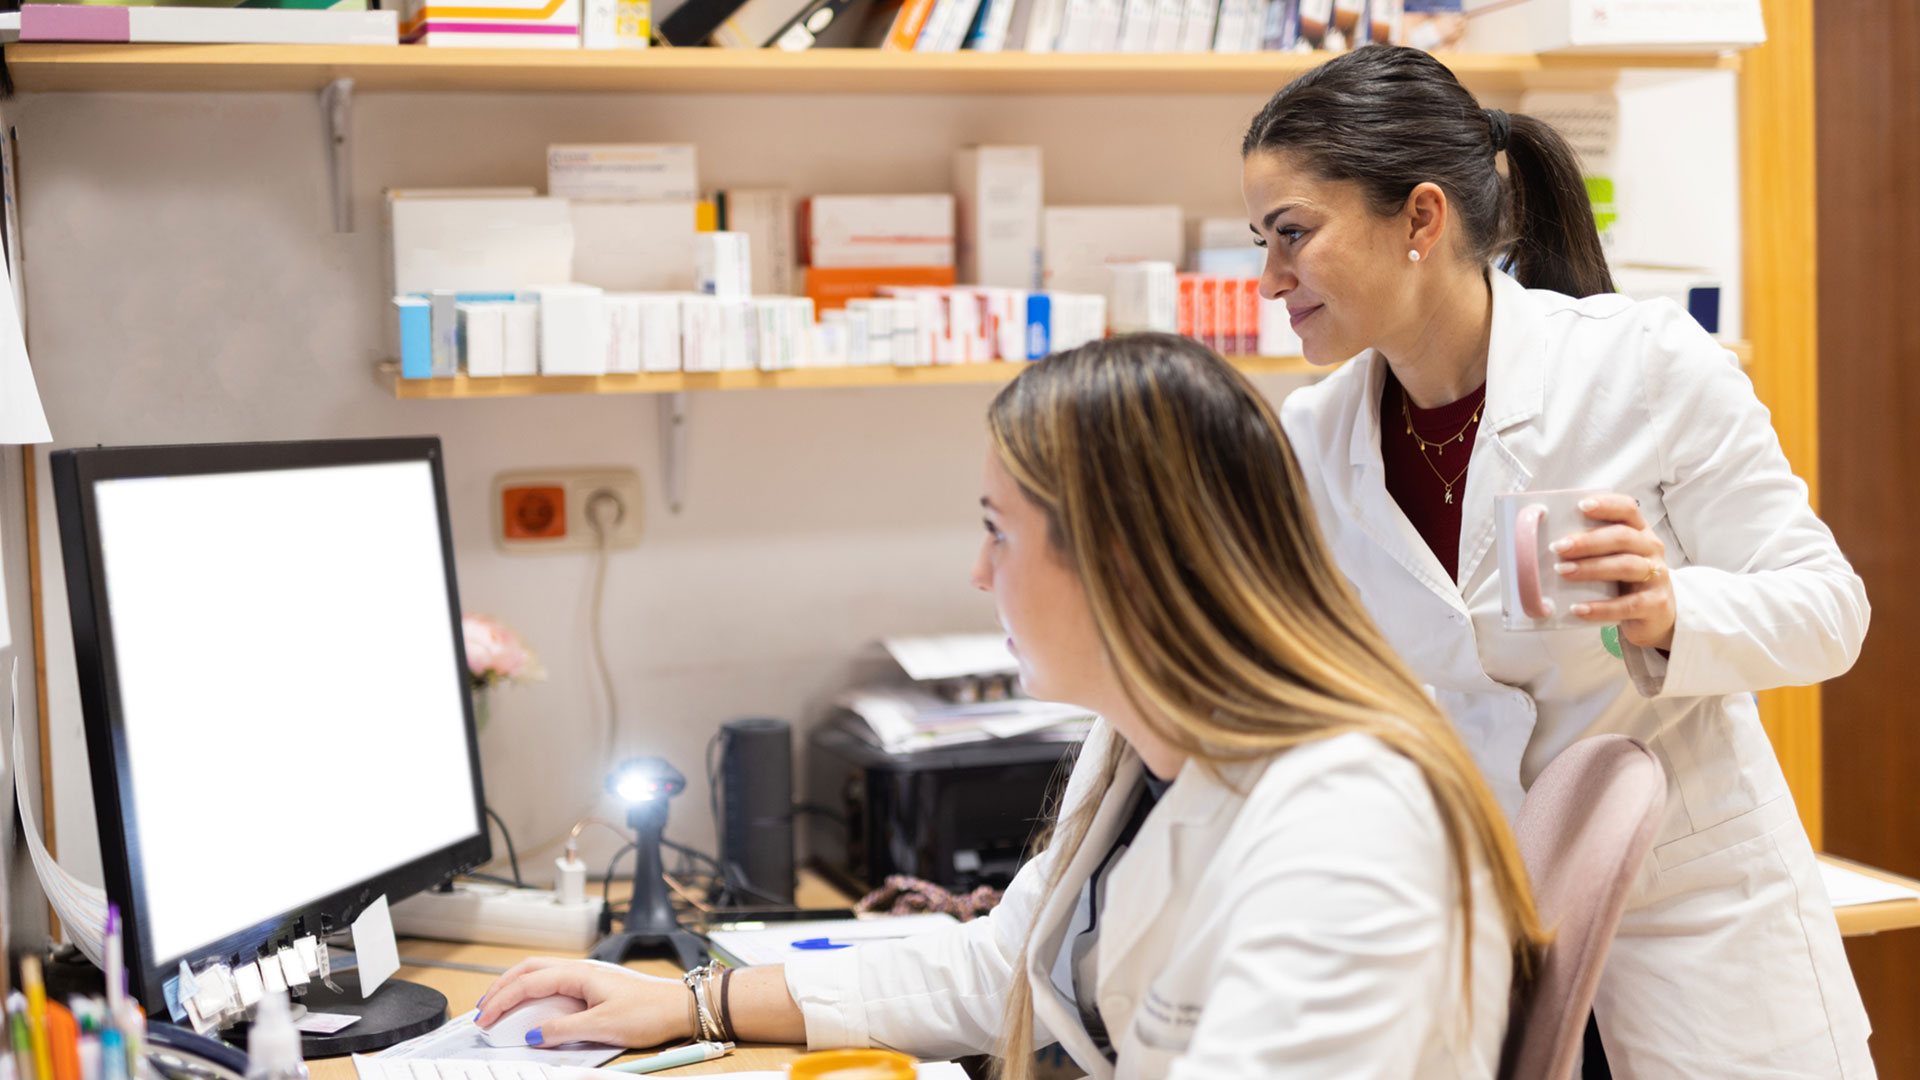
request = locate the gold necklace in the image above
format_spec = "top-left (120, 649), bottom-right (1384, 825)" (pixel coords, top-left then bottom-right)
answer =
top-left (1401, 396), bottom-right (1484, 457)
top-left (1403, 397), bottom-right (1483, 505)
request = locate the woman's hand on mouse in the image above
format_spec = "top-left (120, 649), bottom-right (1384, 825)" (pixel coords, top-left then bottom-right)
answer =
top-left (475, 957), bottom-right (692, 1049)
top-left (1549, 492), bottom-right (1676, 651)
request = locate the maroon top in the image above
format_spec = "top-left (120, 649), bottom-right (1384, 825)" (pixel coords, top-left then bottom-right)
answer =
top-left (1381, 371), bottom-right (1488, 584)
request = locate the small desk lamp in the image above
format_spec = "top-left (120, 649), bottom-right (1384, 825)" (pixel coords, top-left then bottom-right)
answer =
top-left (589, 756), bottom-right (707, 970)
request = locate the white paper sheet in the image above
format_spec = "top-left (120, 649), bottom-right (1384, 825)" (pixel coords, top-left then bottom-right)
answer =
top-left (350, 894), bottom-right (402, 997)
top-left (883, 634), bottom-right (1018, 681)
top-left (1821, 860), bottom-right (1920, 908)
top-left (11, 659), bottom-right (109, 964)
top-left (705, 913), bottom-right (960, 968)
top-left (0, 248), bottom-right (47, 445)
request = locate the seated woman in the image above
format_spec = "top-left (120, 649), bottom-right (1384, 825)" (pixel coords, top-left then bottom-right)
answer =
top-left (474, 333), bottom-right (1544, 1080)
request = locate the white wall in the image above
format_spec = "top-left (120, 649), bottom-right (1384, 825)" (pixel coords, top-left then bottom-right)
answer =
top-left (11, 69), bottom-right (1739, 908)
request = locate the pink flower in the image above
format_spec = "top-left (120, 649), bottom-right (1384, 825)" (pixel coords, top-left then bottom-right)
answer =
top-left (463, 614), bottom-right (541, 689)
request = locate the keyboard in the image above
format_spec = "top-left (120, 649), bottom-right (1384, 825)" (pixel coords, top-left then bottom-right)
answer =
top-left (351, 1057), bottom-right (624, 1080)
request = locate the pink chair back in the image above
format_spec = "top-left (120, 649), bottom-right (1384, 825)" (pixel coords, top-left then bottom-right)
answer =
top-left (1498, 735), bottom-right (1666, 1080)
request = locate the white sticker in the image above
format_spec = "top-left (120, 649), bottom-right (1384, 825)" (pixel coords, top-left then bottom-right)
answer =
top-left (295, 1012), bottom-right (361, 1035)
top-left (279, 947), bottom-right (309, 989)
top-left (350, 896), bottom-right (400, 999)
top-left (294, 937), bottom-right (320, 977)
top-left (259, 955), bottom-right (288, 996)
top-left (233, 962), bottom-right (265, 1008)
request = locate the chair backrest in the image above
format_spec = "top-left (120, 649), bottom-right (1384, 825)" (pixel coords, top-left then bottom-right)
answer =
top-left (1498, 735), bottom-right (1666, 1080)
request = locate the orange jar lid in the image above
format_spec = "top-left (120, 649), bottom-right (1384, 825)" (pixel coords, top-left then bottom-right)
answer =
top-left (788, 1049), bottom-right (918, 1080)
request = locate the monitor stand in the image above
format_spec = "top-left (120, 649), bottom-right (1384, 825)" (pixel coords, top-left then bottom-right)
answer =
top-left (256, 971), bottom-right (449, 1057)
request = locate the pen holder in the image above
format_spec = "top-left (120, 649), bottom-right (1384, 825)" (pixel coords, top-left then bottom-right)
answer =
top-left (789, 1048), bottom-right (917, 1080)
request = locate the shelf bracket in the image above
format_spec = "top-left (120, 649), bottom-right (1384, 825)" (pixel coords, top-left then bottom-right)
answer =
top-left (320, 77), bottom-right (354, 233)
top-left (659, 391), bottom-right (689, 514)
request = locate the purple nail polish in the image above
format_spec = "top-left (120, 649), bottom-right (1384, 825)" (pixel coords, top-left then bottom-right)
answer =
top-left (525, 1029), bottom-right (543, 1046)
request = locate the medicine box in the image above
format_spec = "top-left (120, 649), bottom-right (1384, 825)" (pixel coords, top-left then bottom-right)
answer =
top-left (1460, 0), bottom-right (1763, 52)
top-left (398, 0), bottom-right (581, 46)
top-left (954, 147), bottom-right (1043, 290)
top-left (547, 144), bottom-right (699, 202)
top-left (803, 195), bottom-right (956, 270)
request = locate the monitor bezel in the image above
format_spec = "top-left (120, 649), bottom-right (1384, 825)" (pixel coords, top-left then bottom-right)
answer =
top-left (51, 436), bottom-right (492, 1015)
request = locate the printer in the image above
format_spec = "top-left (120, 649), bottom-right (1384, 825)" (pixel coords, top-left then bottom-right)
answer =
top-left (805, 714), bottom-right (1081, 895)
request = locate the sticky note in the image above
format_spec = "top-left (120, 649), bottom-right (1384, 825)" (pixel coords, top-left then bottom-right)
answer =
top-left (350, 895), bottom-right (400, 998)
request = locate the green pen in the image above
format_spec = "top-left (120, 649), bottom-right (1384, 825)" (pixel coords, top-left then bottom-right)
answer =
top-left (9, 992), bottom-right (40, 1080)
top-left (606, 1041), bottom-right (733, 1074)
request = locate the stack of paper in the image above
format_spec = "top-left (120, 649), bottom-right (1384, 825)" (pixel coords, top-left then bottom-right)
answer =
top-left (838, 690), bottom-right (1092, 754)
top-left (706, 913), bottom-right (960, 968)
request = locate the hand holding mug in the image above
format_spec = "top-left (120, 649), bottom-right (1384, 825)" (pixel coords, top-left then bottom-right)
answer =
top-left (1547, 493), bottom-right (1675, 651)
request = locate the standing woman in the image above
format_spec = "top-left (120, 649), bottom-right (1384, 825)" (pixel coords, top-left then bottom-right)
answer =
top-left (1243, 45), bottom-right (1873, 1078)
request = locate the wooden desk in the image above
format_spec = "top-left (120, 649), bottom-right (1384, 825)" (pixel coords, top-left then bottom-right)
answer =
top-left (1821, 854), bottom-right (1920, 938)
top-left (305, 940), bottom-right (806, 1078)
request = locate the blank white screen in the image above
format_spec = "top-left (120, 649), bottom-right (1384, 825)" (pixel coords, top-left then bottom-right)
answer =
top-left (92, 459), bottom-right (480, 963)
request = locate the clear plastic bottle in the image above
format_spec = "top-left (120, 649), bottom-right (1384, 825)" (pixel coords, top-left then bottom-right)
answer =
top-left (244, 991), bottom-right (309, 1080)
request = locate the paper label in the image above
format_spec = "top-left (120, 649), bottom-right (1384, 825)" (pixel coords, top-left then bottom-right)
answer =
top-left (351, 895), bottom-right (401, 998)
top-left (296, 1013), bottom-right (362, 1035)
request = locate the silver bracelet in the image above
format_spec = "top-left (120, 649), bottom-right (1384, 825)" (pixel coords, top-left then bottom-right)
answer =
top-left (683, 965), bottom-right (720, 1042)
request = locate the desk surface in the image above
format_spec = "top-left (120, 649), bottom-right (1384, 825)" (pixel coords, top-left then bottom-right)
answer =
top-left (1821, 854), bottom-right (1920, 938)
top-left (306, 857), bottom-right (1920, 1078)
top-left (307, 941), bottom-right (805, 1078)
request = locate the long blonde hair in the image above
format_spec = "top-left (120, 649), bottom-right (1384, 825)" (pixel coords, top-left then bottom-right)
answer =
top-left (986, 333), bottom-right (1544, 1079)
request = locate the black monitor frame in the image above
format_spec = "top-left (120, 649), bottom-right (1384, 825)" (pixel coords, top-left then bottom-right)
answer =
top-left (51, 436), bottom-right (491, 1016)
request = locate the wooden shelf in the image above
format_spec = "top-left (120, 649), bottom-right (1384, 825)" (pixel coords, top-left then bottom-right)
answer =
top-left (390, 355), bottom-right (1319, 398)
top-left (5, 43), bottom-right (1740, 95)
top-left (389, 339), bottom-right (1749, 399)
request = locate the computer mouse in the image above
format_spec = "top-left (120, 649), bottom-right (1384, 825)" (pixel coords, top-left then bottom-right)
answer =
top-left (480, 995), bottom-right (589, 1048)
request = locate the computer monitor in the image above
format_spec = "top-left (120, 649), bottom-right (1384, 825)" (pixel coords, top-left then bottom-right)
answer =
top-left (52, 437), bottom-right (490, 1053)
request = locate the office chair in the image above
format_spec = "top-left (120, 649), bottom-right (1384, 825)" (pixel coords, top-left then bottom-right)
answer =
top-left (1499, 735), bottom-right (1666, 1080)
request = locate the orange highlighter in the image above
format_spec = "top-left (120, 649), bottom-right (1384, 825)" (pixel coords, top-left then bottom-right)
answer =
top-left (43, 1002), bottom-right (79, 1080)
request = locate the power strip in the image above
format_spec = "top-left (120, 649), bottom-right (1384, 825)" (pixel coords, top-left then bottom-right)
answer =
top-left (391, 882), bottom-right (605, 951)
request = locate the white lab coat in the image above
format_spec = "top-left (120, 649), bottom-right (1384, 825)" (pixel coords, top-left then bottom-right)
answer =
top-left (1279, 270), bottom-right (1875, 1078)
top-left (785, 726), bottom-right (1513, 1080)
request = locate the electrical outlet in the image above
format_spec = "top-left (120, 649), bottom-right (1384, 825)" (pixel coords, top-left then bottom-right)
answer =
top-left (493, 468), bottom-right (644, 554)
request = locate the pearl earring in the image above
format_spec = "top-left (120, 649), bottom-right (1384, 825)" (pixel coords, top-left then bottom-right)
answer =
top-left (1408, 250), bottom-right (1421, 263)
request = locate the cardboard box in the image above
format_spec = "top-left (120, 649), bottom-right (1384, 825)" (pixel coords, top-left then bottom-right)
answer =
top-left (804, 265), bottom-right (958, 312)
top-left (457, 303), bottom-right (508, 377)
top-left (570, 200), bottom-right (699, 293)
top-left (535, 285), bottom-right (608, 375)
top-left (581, 0), bottom-right (650, 47)
top-left (389, 195), bottom-right (574, 296)
top-left (1460, 0), bottom-right (1763, 52)
top-left (697, 232), bottom-right (754, 300)
top-left (804, 195), bottom-right (956, 269)
top-left (547, 144), bottom-right (699, 201)
top-left (399, 0), bottom-right (579, 46)
top-left (955, 148), bottom-right (1043, 289)
top-left (1043, 205), bottom-right (1184, 300)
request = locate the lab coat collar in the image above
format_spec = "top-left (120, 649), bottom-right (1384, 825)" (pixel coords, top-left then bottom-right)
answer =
top-left (1455, 271), bottom-right (1547, 584)
top-left (1026, 749), bottom-right (1147, 1079)
top-left (1481, 270), bottom-right (1547, 435)
top-left (1091, 758), bottom-right (1238, 992)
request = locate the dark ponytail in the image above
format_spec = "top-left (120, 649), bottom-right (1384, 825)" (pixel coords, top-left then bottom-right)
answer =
top-left (1242, 44), bottom-right (1615, 298)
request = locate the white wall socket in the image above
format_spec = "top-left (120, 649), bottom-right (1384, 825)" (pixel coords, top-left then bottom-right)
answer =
top-left (493, 467), bottom-right (644, 555)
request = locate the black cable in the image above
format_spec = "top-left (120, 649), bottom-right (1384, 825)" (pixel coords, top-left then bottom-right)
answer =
top-left (484, 805), bottom-right (523, 887)
top-left (663, 839), bottom-right (725, 876)
top-left (465, 871), bottom-right (522, 888)
top-left (602, 842), bottom-right (636, 911)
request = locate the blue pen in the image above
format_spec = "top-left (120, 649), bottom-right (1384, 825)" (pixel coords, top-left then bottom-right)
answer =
top-left (789, 938), bottom-right (852, 951)
top-left (606, 1042), bottom-right (732, 1074)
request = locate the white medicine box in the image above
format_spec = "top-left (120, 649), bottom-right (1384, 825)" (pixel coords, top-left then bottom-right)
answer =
top-left (1461, 0), bottom-right (1764, 52)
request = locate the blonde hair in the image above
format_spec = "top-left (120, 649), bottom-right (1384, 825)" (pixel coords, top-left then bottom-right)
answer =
top-left (985, 334), bottom-right (1544, 1079)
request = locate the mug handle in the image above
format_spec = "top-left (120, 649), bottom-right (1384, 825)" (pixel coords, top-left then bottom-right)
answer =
top-left (1515, 504), bottom-right (1555, 619)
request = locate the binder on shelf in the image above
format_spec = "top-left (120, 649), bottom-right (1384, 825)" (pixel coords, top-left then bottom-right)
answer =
top-left (764, 0), bottom-right (868, 48)
top-left (881, 0), bottom-right (937, 48)
top-left (658, 0), bottom-right (757, 45)
top-left (711, 0), bottom-right (815, 46)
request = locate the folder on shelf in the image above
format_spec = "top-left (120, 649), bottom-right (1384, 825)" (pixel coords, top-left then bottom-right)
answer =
top-left (19, 2), bottom-right (397, 43)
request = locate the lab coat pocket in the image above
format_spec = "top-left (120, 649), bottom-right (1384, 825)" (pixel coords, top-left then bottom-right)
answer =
top-left (1651, 792), bottom-right (1797, 872)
